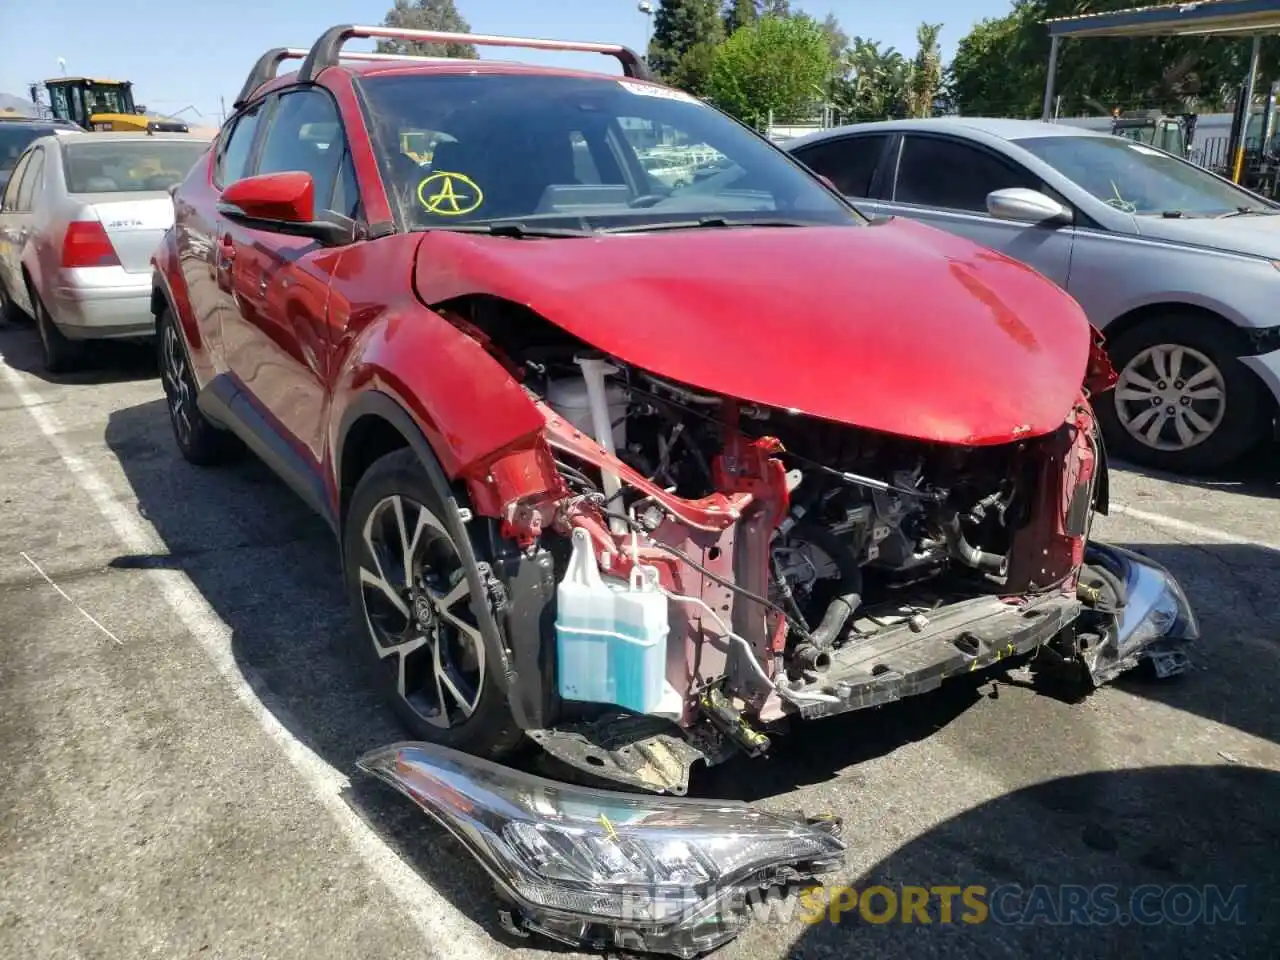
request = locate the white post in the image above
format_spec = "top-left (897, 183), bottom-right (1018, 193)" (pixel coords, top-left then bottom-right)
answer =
top-left (1042, 34), bottom-right (1060, 122)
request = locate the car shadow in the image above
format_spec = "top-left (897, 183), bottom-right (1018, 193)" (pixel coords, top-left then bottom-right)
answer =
top-left (694, 670), bottom-right (1003, 801)
top-left (102, 396), bottom-right (521, 940)
top-left (0, 315), bottom-right (158, 385)
top-left (1110, 443), bottom-right (1280, 502)
top-left (102, 396), bottom-right (1280, 947)
top-left (1107, 541), bottom-right (1280, 749)
top-left (784, 765), bottom-right (1280, 958)
top-left (697, 537), bottom-right (1280, 804)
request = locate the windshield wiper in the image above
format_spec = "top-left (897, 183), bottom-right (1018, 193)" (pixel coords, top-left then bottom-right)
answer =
top-left (600, 217), bottom-right (814, 234)
top-left (1216, 206), bottom-right (1276, 219)
top-left (425, 222), bottom-right (593, 238)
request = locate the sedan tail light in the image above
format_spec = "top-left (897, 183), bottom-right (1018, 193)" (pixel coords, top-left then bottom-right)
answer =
top-left (62, 221), bottom-right (121, 268)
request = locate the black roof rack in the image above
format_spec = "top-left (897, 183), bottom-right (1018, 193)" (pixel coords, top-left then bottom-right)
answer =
top-left (234, 27), bottom-right (652, 112)
top-left (296, 24), bottom-right (650, 85)
top-left (233, 46), bottom-right (461, 108)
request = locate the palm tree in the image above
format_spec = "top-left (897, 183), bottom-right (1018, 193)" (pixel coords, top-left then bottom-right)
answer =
top-left (832, 38), bottom-right (910, 122)
top-left (906, 22), bottom-right (943, 118)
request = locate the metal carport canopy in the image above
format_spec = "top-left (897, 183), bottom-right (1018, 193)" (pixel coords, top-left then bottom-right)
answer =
top-left (1041, 0), bottom-right (1280, 120)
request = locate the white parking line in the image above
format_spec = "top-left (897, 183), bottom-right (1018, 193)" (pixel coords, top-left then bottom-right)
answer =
top-left (0, 355), bottom-right (497, 958)
top-left (1108, 501), bottom-right (1280, 554)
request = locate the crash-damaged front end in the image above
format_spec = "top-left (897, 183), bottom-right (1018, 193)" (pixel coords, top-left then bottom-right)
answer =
top-left (358, 741), bottom-right (845, 958)
top-left (401, 277), bottom-right (1198, 797)
top-left (349, 222), bottom-right (1200, 957)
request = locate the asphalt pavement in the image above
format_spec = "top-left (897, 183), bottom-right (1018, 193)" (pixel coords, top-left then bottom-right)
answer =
top-left (1, 318), bottom-right (1278, 960)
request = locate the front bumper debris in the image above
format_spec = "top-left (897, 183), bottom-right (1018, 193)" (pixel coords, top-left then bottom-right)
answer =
top-left (357, 741), bottom-right (845, 959)
top-left (1077, 541), bottom-right (1198, 685)
top-left (785, 591), bottom-right (1083, 720)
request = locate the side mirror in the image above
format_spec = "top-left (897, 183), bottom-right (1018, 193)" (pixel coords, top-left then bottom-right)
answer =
top-left (216, 171), bottom-right (352, 245)
top-left (986, 187), bottom-right (1072, 225)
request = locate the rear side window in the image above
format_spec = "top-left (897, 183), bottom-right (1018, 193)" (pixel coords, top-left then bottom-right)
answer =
top-left (63, 140), bottom-right (210, 194)
top-left (894, 135), bottom-right (1033, 211)
top-left (16, 149), bottom-right (44, 211)
top-left (256, 89), bottom-right (353, 216)
top-left (792, 134), bottom-right (888, 198)
top-left (1, 150), bottom-right (32, 211)
top-left (215, 105), bottom-right (264, 187)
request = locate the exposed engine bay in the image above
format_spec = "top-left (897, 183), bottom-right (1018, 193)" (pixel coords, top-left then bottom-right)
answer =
top-left (438, 298), bottom-right (1186, 794)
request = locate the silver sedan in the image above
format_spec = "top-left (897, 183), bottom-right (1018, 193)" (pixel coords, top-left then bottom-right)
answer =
top-left (785, 118), bottom-right (1280, 475)
top-left (0, 130), bottom-right (210, 372)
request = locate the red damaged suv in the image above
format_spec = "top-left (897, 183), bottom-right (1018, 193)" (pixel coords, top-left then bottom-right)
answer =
top-left (153, 27), bottom-right (1198, 798)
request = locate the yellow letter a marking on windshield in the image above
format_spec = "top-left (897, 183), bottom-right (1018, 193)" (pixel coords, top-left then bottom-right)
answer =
top-left (418, 171), bottom-right (484, 216)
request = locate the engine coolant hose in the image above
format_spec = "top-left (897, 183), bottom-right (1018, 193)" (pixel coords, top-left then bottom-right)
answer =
top-left (783, 523), bottom-right (864, 674)
top-left (942, 512), bottom-right (1008, 575)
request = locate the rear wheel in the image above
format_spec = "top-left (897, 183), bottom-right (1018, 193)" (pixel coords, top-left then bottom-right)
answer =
top-left (1096, 313), bottom-right (1268, 474)
top-left (157, 307), bottom-right (242, 466)
top-left (30, 286), bottom-right (83, 374)
top-left (343, 448), bottom-right (521, 757)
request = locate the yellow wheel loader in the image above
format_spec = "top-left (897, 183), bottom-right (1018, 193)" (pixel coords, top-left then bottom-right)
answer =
top-left (29, 78), bottom-right (189, 133)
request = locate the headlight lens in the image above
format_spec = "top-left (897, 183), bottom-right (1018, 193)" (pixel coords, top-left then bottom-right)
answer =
top-left (1112, 546), bottom-right (1199, 648)
top-left (358, 742), bottom-right (845, 957)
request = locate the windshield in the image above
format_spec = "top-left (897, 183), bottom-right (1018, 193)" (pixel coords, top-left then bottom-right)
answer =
top-left (83, 82), bottom-right (135, 116)
top-left (1017, 134), bottom-right (1274, 216)
top-left (359, 73), bottom-right (860, 233)
top-left (63, 139), bottom-right (209, 193)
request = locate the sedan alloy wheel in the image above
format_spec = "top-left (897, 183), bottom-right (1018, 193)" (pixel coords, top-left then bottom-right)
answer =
top-left (1114, 343), bottom-right (1226, 452)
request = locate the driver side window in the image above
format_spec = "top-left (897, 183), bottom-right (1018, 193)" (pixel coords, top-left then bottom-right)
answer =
top-left (256, 89), bottom-right (358, 221)
top-left (894, 135), bottom-right (1034, 212)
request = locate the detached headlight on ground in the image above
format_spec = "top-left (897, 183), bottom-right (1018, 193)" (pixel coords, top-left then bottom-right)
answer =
top-left (357, 742), bottom-right (846, 958)
top-left (1082, 543), bottom-right (1199, 683)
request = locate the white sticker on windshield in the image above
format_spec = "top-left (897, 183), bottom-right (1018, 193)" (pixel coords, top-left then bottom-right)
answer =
top-left (618, 80), bottom-right (698, 103)
top-left (1126, 143), bottom-right (1164, 156)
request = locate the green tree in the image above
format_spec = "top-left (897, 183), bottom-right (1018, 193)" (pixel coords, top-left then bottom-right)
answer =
top-left (760, 0), bottom-right (791, 15)
top-left (949, 0), bottom-right (1279, 117)
top-left (829, 38), bottom-right (910, 122)
top-left (708, 13), bottom-right (833, 125)
top-left (820, 12), bottom-right (849, 62)
top-left (668, 40), bottom-right (720, 98)
top-left (649, 0), bottom-right (724, 87)
top-left (905, 22), bottom-right (943, 117)
top-left (723, 0), bottom-right (757, 34)
top-left (375, 0), bottom-right (478, 58)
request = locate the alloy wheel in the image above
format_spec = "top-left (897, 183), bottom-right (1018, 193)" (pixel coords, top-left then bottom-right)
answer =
top-left (357, 494), bottom-right (485, 728)
top-left (161, 320), bottom-right (195, 449)
top-left (1113, 343), bottom-right (1226, 452)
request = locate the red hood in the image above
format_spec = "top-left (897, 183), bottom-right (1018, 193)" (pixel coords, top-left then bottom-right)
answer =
top-left (413, 218), bottom-right (1091, 445)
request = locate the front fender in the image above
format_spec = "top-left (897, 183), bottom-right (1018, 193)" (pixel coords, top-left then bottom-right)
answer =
top-left (329, 302), bottom-right (546, 480)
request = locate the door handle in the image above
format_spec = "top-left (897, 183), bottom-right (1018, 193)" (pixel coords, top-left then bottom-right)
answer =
top-left (215, 234), bottom-right (237, 281)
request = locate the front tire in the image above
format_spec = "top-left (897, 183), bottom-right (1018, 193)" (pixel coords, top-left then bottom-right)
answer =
top-left (343, 448), bottom-right (521, 757)
top-left (1096, 313), bottom-right (1269, 474)
top-left (157, 307), bottom-right (242, 466)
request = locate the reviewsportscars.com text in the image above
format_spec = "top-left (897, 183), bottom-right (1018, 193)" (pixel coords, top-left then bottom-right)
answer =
top-left (618, 883), bottom-right (1249, 927)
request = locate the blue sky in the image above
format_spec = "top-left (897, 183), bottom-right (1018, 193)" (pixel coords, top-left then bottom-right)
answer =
top-left (0, 0), bottom-right (1015, 125)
